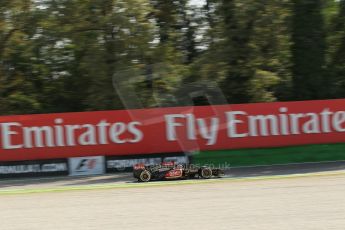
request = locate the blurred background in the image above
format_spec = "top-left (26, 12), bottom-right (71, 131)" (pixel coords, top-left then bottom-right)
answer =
top-left (0, 0), bottom-right (344, 115)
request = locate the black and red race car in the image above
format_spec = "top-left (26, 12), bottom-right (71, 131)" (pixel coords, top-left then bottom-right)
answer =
top-left (133, 161), bottom-right (224, 182)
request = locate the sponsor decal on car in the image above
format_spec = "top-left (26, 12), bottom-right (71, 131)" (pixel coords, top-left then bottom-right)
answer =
top-left (165, 169), bottom-right (183, 179)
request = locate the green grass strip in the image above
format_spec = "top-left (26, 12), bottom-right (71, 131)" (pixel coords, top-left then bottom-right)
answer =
top-left (193, 143), bottom-right (345, 167)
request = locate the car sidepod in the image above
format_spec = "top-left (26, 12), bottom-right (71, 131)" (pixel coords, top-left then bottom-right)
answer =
top-left (164, 168), bottom-right (183, 179)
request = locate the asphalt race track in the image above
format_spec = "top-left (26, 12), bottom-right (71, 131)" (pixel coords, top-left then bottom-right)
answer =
top-left (1, 161), bottom-right (345, 230)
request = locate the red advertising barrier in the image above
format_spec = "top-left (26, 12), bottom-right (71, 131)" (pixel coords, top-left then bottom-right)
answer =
top-left (0, 99), bottom-right (344, 161)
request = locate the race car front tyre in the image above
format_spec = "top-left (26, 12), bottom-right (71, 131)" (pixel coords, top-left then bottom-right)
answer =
top-left (138, 170), bottom-right (152, 182)
top-left (200, 167), bottom-right (212, 179)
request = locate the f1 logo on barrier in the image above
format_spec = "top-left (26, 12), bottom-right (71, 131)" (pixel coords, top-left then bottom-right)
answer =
top-left (69, 156), bottom-right (104, 176)
top-left (76, 159), bottom-right (97, 171)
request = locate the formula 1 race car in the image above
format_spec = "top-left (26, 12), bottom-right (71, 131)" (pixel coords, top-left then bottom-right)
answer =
top-left (133, 161), bottom-right (224, 182)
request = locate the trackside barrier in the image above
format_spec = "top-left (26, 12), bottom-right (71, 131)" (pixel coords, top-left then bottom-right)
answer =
top-left (68, 156), bottom-right (105, 176)
top-left (0, 159), bottom-right (68, 178)
top-left (0, 99), bottom-right (344, 162)
top-left (106, 152), bottom-right (189, 173)
top-left (0, 152), bottom-right (189, 178)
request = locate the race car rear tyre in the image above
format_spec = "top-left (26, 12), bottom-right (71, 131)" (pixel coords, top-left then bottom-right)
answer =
top-left (200, 167), bottom-right (212, 179)
top-left (139, 170), bottom-right (152, 182)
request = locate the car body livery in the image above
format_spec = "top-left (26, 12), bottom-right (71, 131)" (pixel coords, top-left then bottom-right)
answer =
top-left (133, 161), bottom-right (224, 182)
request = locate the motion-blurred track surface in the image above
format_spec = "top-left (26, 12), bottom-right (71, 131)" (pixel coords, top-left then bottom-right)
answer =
top-left (1, 162), bottom-right (345, 230)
